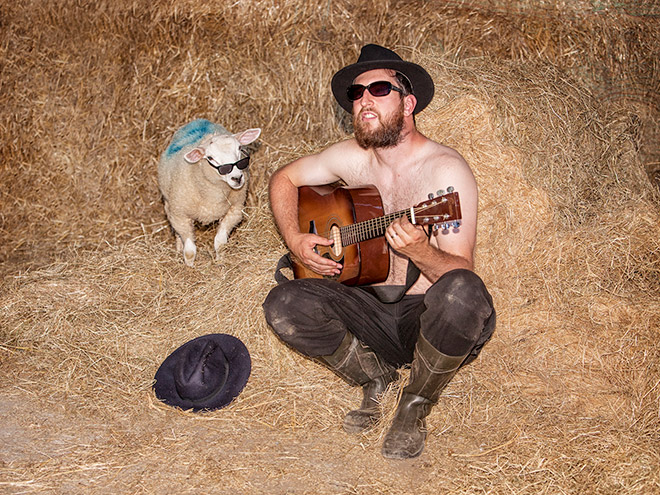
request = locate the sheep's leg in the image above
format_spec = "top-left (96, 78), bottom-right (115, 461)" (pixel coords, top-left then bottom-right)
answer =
top-left (214, 205), bottom-right (244, 258)
top-left (168, 214), bottom-right (197, 267)
top-left (164, 198), bottom-right (197, 266)
top-left (182, 238), bottom-right (197, 267)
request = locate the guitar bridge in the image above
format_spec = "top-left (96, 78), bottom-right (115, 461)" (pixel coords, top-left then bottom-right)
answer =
top-left (329, 224), bottom-right (343, 258)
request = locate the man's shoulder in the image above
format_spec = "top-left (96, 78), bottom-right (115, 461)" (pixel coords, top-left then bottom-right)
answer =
top-left (415, 139), bottom-right (469, 176)
top-left (324, 137), bottom-right (364, 155)
top-left (319, 138), bottom-right (371, 174)
top-left (424, 139), bottom-right (466, 163)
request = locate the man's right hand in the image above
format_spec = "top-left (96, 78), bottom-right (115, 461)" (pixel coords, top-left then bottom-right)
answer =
top-left (289, 233), bottom-right (342, 277)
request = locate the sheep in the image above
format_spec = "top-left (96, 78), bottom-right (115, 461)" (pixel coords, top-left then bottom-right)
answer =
top-left (158, 119), bottom-right (261, 267)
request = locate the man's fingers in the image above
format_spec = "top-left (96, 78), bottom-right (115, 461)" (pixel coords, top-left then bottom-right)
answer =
top-left (302, 246), bottom-right (342, 275)
top-left (386, 216), bottom-right (427, 250)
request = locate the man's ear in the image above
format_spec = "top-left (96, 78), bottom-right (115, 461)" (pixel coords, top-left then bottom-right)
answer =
top-left (404, 94), bottom-right (417, 117)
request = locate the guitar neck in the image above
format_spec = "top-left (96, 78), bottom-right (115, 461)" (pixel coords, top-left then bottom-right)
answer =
top-left (340, 208), bottom-right (412, 246)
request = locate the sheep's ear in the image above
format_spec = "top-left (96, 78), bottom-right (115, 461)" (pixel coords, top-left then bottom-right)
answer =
top-left (234, 128), bottom-right (261, 145)
top-left (184, 148), bottom-right (205, 164)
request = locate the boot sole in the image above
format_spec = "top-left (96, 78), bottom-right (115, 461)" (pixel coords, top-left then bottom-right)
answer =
top-left (381, 430), bottom-right (426, 459)
top-left (342, 412), bottom-right (378, 434)
top-left (381, 445), bottom-right (425, 459)
top-left (381, 439), bottom-right (425, 459)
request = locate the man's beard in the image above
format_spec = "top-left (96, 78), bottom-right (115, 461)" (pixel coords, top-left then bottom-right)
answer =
top-left (353, 103), bottom-right (405, 150)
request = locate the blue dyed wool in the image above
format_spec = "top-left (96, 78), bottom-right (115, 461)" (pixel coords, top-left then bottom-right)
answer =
top-left (165, 119), bottom-right (228, 157)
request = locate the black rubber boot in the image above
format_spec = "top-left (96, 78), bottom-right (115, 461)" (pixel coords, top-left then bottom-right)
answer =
top-left (320, 332), bottom-right (399, 433)
top-left (381, 334), bottom-right (468, 459)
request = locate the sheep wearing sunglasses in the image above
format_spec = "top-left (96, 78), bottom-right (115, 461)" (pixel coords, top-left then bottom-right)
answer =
top-left (159, 119), bottom-right (261, 267)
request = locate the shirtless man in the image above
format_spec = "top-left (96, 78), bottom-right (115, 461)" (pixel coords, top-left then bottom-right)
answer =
top-left (263, 44), bottom-right (496, 459)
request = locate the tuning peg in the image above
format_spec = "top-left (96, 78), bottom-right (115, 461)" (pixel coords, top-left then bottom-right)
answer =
top-left (452, 221), bottom-right (461, 228)
top-left (447, 186), bottom-right (454, 193)
top-left (436, 189), bottom-right (444, 197)
top-left (428, 192), bottom-right (434, 199)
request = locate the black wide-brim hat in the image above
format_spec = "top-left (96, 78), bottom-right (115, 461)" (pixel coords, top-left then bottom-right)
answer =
top-left (153, 333), bottom-right (251, 412)
top-left (331, 44), bottom-right (435, 115)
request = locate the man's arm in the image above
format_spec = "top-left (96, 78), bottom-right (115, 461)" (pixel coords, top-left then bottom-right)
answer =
top-left (386, 215), bottom-right (473, 281)
top-left (385, 155), bottom-right (478, 282)
top-left (269, 150), bottom-right (346, 277)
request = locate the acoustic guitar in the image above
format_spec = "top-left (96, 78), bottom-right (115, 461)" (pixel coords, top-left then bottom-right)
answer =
top-left (292, 184), bottom-right (462, 286)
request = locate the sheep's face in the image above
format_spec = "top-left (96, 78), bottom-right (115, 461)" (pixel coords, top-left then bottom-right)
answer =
top-left (204, 135), bottom-right (247, 190)
top-left (183, 127), bottom-right (261, 190)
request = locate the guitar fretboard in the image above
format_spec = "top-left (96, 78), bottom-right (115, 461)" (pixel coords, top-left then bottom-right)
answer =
top-left (340, 209), bottom-right (412, 246)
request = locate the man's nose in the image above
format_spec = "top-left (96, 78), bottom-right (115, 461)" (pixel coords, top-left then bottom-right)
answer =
top-left (360, 89), bottom-right (375, 106)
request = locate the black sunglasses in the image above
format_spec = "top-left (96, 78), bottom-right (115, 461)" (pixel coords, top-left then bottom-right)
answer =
top-left (346, 81), bottom-right (404, 101)
top-left (206, 154), bottom-right (250, 175)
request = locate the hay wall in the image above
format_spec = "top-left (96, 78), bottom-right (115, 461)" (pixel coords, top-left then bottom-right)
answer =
top-left (1, 1), bottom-right (659, 493)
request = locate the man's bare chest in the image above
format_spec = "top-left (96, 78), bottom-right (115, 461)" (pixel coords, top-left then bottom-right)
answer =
top-left (352, 173), bottom-right (426, 213)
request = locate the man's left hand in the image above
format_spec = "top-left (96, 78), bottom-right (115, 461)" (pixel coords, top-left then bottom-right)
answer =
top-left (385, 215), bottom-right (429, 258)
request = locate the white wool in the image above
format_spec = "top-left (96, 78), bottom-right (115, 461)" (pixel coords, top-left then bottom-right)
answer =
top-left (158, 120), bottom-right (261, 267)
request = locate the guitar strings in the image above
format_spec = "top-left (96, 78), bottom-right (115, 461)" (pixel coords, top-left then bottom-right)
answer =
top-left (317, 209), bottom-right (413, 245)
top-left (313, 194), bottom-right (457, 246)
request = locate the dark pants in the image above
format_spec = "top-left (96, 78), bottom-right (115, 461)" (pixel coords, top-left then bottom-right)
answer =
top-left (262, 269), bottom-right (496, 368)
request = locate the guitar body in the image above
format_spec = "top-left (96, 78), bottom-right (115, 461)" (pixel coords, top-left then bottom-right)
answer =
top-left (293, 185), bottom-right (390, 285)
top-left (290, 184), bottom-right (462, 287)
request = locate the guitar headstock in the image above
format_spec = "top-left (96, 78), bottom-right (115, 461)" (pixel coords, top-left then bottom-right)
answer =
top-left (412, 187), bottom-right (462, 231)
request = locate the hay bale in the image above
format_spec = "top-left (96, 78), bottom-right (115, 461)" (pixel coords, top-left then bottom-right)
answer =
top-left (1, 0), bottom-right (659, 493)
